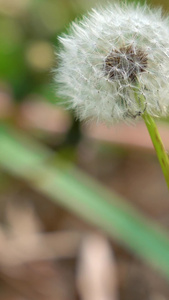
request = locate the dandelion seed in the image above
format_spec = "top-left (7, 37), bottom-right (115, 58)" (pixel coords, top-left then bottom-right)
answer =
top-left (103, 44), bottom-right (148, 82)
top-left (55, 2), bottom-right (169, 124)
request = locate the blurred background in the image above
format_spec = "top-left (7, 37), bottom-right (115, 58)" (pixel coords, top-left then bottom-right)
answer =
top-left (1, 0), bottom-right (169, 299)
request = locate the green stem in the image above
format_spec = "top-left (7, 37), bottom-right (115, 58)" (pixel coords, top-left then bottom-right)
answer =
top-left (133, 83), bottom-right (169, 190)
top-left (142, 112), bottom-right (169, 190)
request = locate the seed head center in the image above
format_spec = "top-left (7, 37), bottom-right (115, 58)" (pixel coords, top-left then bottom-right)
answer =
top-left (104, 44), bottom-right (148, 82)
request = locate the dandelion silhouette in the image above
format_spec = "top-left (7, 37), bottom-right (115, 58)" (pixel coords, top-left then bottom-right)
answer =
top-left (55, 3), bottom-right (169, 190)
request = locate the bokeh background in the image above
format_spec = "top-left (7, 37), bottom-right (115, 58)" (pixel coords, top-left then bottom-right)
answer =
top-left (1, 0), bottom-right (169, 299)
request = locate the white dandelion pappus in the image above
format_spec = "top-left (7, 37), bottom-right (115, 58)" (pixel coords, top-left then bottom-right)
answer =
top-left (55, 3), bottom-right (169, 124)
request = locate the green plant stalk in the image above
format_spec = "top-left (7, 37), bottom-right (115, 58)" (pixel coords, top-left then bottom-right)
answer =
top-left (142, 112), bottom-right (169, 190)
top-left (133, 84), bottom-right (169, 189)
top-left (1, 125), bottom-right (169, 278)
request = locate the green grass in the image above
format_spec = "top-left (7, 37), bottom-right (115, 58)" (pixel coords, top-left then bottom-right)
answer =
top-left (0, 124), bottom-right (169, 279)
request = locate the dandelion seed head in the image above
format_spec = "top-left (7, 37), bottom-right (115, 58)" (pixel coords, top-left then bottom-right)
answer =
top-left (55, 2), bottom-right (169, 124)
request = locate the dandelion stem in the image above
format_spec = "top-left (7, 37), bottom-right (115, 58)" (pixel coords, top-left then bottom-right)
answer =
top-left (133, 83), bottom-right (169, 189)
top-left (142, 112), bottom-right (169, 190)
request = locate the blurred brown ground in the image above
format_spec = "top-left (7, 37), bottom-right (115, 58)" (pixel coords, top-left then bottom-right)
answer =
top-left (0, 97), bottom-right (169, 299)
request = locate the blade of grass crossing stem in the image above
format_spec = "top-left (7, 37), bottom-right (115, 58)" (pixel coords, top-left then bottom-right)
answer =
top-left (0, 125), bottom-right (169, 278)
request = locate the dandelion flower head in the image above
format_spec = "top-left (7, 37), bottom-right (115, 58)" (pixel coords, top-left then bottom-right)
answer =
top-left (56, 3), bottom-right (169, 124)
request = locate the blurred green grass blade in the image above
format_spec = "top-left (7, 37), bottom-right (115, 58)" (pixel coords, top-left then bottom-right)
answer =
top-left (0, 125), bottom-right (169, 278)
